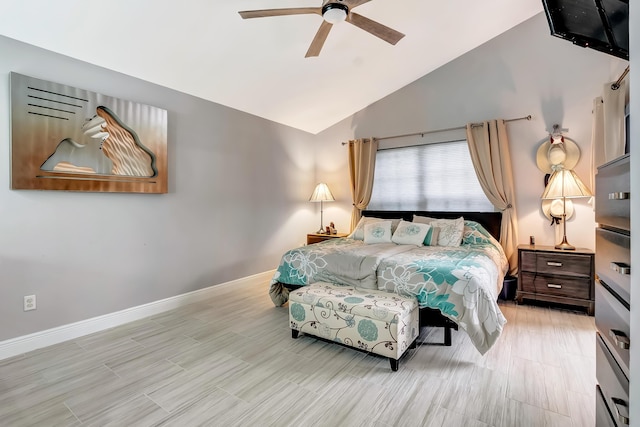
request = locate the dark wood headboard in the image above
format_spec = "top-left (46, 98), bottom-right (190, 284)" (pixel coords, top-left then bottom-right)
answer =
top-left (361, 210), bottom-right (502, 241)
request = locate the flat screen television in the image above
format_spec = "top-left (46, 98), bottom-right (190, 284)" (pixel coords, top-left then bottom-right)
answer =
top-left (542, 0), bottom-right (629, 60)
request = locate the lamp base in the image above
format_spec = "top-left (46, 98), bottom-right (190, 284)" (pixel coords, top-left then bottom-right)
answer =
top-left (554, 236), bottom-right (575, 251)
top-left (316, 228), bottom-right (326, 234)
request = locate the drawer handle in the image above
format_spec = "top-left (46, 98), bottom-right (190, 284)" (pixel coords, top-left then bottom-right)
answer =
top-left (611, 262), bottom-right (631, 275)
top-left (609, 329), bottom-right (630, 350)
top-left (612, 397), bottom-right (630, 425)
top-left (547, 261), bottom-right (563, 267)
top-left (609, 191), bottom-right (630, 200)
top-left (547, 284), bottom-right (562, 289)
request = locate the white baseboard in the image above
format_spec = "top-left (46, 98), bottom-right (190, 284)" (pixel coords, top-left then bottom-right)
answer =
top-left (0, 270), bottom-right (275, 361)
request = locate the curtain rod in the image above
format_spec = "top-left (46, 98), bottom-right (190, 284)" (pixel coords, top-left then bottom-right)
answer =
top-left (611, 66), bottom-right (630, 90)
top-left (342, 114), bottom-right (531, 144)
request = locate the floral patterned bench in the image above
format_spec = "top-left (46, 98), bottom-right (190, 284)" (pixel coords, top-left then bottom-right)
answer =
top-left (289, 282), bottom-right (419, 371)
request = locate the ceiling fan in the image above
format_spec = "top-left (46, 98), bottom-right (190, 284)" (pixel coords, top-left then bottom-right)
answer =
top-left (238, 0), bottom-right (405, 58)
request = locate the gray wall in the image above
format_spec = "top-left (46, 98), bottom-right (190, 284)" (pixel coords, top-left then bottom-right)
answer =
top-left (0, 36), bottom-right (317, 341)
top-left (316, 13), bottom-right (628, 253)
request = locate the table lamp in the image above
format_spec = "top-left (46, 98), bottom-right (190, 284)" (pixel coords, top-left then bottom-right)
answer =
top-left (309, 183), bottom-right (335, 234)
top-left (541, 169), bottom-right (593, 250)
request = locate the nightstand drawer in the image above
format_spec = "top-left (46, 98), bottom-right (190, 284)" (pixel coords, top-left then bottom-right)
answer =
top-left (535, 253), bottom-right (592, 277)
top-left (519, 272), bottom-right (536, 293)
top-left (531, 273), bottom-right (590, 299)
top-left (520, 251), bottom-right (537, 271)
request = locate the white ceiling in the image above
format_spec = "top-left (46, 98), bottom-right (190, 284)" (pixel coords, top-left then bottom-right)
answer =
top-left (0, 0), bottom-right (543, 134)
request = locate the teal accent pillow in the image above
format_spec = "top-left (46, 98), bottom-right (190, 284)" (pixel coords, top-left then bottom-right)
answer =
top-left (422, 226), bottom-right (440, 246)
top-left (414, 215), bottom-right (464, 246)
top-left (412, 214), bottom-right (440, 246)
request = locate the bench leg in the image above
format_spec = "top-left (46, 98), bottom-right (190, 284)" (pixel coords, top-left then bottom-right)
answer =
top-left (389, 358), bottom-right (398, 371)
top-left (444, 326), bottom-right (452, 346)
top-left (291, 329), bottom-right (299, 339)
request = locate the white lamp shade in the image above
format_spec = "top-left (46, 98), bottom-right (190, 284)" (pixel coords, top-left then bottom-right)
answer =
top-left (309, 183), bottom-right (335, 202)
top-left (541, 169), bottom-right (593, 199)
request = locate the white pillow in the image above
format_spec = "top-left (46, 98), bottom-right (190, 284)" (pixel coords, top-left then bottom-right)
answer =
top-left (363, 220), bottom-right (392, 244)
top-left (349, 216), bottom-right (401, 240)
top-left (392, 220), bottom-right (431, 246)
top-left (429, 217), bottom-right (465, 246)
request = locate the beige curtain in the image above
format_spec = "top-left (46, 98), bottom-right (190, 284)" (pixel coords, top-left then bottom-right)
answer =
top-left (590, 97), bottom-right (604, 208)
top-left (347, 138), bottom-right (378, 231)
top-left (466, 120), bottom-right (519, 275)
top-left (602, 80), bottom-right (627, 162)
top-left (591, 97), bottom-right (605, 174)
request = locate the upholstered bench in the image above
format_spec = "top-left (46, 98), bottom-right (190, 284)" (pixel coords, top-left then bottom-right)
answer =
top-left (289, 282), bottom-right (419, 371)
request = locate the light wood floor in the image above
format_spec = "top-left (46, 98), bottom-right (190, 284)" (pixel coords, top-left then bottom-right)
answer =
top-left (0, 280), bottom-right (596, 426)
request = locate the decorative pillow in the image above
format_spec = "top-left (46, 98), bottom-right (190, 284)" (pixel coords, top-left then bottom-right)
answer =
top-left (391, 220), bottom-right (431, 246)
top-left (413, 215), bottom-right (464, 246)
top-left (363, 221), bottom-right (392, 244)
top-left (423, 226), bottom-right (440, 246)
top-left (462, 220), bottom-right (494, 245)
top-left (430, 217), bottom-right (465, 246)
top-left (411, 215), bottom-right (441, 245)
top-left (349, 216), bottom-right (401, 240)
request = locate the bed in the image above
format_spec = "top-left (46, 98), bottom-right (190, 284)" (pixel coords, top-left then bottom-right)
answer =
top-left (269, 211), bottom-right (508, 354)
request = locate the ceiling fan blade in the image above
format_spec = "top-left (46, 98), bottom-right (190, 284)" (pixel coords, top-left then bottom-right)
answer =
top-left (239, 7), bottom-right (321, 19)
top-left (346, 12), bottom-right (405, 45)
top-left (343, 0), bottom-right (372, 8)
top-left (305, 21), bottom-right (333, 58)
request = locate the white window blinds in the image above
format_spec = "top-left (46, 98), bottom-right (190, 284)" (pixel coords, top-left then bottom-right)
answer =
top-left (367, 140), bottom-right (494, 211)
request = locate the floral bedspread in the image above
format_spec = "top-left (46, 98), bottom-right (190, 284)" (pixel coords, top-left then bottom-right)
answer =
top-left (269, 221), bottom-right (509, 354)
top-left (376, 242), bottom-right (507, 354)
top-left (269, 239), bottom-right (413, 305)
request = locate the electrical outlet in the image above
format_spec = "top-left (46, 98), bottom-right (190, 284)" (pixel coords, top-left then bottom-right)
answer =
top-left (23, 295), bottom-right (36, 311)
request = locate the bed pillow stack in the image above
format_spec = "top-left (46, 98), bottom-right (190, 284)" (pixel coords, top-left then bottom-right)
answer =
top-left (413, 215), bottom-right (465, 247)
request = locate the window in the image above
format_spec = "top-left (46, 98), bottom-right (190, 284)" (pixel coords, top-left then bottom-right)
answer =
top-left (368, 140), bottom-right (493, 211)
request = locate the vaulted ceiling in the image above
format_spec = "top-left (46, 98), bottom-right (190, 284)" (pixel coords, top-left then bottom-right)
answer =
top-left (0, 0), bottom-right (543, 134)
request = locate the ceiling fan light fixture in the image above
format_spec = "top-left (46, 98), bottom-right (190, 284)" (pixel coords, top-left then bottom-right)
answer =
top-left (322, 3), bottom-right (348, 24)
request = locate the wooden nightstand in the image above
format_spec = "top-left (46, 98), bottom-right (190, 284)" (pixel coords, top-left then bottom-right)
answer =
top-left (516, 244), bottom-right (595, 315)
top-left (306, 233), bottom-right (348, 245)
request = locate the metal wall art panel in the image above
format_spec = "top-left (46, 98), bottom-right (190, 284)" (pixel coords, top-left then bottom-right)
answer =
top-left (10, 72), bottom-right (168, 193)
